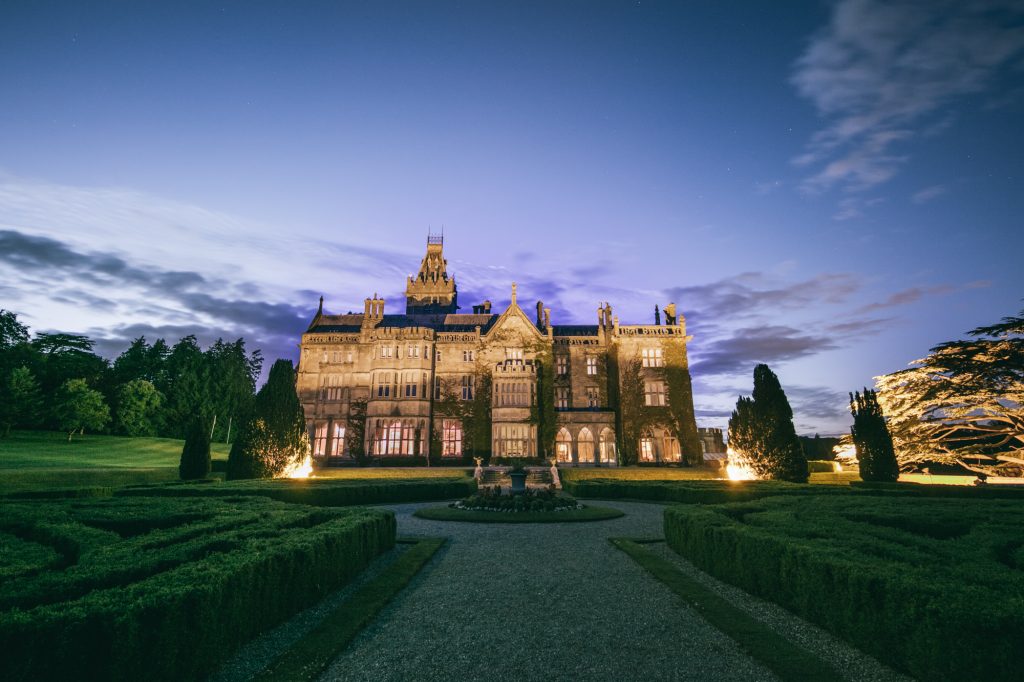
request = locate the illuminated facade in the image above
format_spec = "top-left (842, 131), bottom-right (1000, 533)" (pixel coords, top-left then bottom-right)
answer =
top-left (296, 236), bottom-right (701, 466)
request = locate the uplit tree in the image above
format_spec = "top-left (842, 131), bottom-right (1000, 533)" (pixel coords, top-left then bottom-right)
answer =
top-left (53, 378), bottom-right (110, 441)
top-left (728, 364), bottom-right (808, 482)
top-left (850, 388), bottom-right (898, 482)
top-left (227, 359), bottom-right (308, 479)
top-left (875, 308), bottom-right (1024, 473)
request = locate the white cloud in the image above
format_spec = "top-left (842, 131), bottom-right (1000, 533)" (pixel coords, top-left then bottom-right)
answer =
top-left (911, 184), bottom-right (947, 204)
top-left (792, 0), bottom-right (1024, 193)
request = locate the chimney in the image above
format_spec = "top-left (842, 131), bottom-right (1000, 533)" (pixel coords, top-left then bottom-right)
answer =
top-left (364, 297), bottom-right (372, 317)
top-left (654, 304), bottom-right (661, 325)
top-left (544, 307), bottom-right (552, 338)
top-left (483, 300), bottom-right (492, 314)
top-left (537, 301), bottom-right (545, 327)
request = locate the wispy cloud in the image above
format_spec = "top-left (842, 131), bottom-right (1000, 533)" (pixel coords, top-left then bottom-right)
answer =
top-left (792, 0), bottom-right (1024, 193)
top-left (911, 184), bottom-right (947, 204)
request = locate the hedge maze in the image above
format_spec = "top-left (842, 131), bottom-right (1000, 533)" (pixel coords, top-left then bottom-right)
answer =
top-left (0, 496), bottom-right (395, 681)
top-left (665, 495), bottom-right (1024, 681)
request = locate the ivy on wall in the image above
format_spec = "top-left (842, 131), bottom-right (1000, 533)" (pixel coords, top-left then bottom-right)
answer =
top-left (661, 340), bottom-right (703, 466)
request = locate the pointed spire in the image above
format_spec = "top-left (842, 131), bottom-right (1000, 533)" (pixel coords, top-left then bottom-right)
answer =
top-left (511, 281), bottom-right (517, 305)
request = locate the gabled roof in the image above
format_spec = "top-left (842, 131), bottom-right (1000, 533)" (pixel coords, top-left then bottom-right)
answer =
top-left (552, 325), bottom-right (599, 337)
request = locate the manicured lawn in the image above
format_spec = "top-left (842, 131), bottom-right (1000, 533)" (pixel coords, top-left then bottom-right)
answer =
top-left (0, 496), bottom-right (394, 682)
top-left (0, 430), bottom-right (229, 468)
top-left (665, 495), bottom-right (1024, 681)
top-left (413, 504), bottom-right (624, 523)
top-left (0, 431), bottom-right (231, 494)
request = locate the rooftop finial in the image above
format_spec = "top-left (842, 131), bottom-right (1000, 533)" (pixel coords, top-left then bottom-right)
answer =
top-left (317, 295), bottom-right (323, 315)
top-left (511, 281), bottom-right (517, 305)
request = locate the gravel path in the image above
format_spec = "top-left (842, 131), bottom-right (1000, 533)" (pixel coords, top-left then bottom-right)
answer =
top-left (319, 501), bottom-right (775, 682)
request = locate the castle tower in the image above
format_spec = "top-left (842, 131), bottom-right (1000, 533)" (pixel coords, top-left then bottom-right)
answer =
top-left (405, 233), bottom-right (458, 314)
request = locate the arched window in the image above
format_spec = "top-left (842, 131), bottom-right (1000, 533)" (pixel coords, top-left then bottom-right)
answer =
top-left (577, 428), bottom-right (594, 463)
top-left (600, 428), bottom-right (616, 464)
top-left (556, 428), bottom-right (573, 462)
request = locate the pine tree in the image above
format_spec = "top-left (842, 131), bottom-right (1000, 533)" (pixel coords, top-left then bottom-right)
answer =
top-left (227, 359), bottom-right (308, 479)
top-left (850, 388), bottom-right (899, 482)
top-left (178, 418), bottom-right (211, 480)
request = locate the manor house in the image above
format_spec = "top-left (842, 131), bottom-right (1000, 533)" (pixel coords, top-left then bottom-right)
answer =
top-left (297, 236), bottom-right (712, 466)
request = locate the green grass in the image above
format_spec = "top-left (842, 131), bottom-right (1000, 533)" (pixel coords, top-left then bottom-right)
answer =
top-left (0, 496), bottom-right (395, 682)
top-left (0, 431), bottom-right (230, 494)
top-left (611, 538), bottom-right (842, 682)
top-left (664, 495), bottom-right (1024, 681)
top-left (413, 504), bottom-right (624, 523)
top-left (256, 538), bottom-right (445, 682)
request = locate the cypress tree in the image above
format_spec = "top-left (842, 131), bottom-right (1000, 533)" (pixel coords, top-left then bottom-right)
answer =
top-left (728, 365), bottom-right (808, 482)
top-left (228, 359), bottom-right (308, 479)
top-left (850, 388), bottom-right (899, 482)
top-left (179, 418), bottom-right (211, 480)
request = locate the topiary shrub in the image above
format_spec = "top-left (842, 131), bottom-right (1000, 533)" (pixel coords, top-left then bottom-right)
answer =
top-left (178, 420), bottom-right (211, 480)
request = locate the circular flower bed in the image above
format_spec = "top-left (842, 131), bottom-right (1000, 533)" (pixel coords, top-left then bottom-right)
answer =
top-left (452, 485), bottom-right (580, 513)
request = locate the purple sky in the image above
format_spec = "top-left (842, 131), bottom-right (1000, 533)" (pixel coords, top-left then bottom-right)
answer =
top-left (2, 1), bottom-right (1023, 435)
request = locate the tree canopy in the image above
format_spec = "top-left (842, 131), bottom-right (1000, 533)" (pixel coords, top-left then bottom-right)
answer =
top-left (875, 307), bottom-right (1024, 473)
top-left (728, 364), bottom-right (808, 482)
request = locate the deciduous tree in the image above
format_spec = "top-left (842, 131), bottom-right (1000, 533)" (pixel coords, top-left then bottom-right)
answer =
top-left (0, 366), bottom-right (43, 436)
top-left (53, 378), bottom-right (110, 441)
top-left (114, 379), bottom-right (164, 437)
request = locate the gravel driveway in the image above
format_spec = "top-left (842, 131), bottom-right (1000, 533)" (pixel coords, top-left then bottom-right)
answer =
top-left (319, 500), bottom-right (776, 682)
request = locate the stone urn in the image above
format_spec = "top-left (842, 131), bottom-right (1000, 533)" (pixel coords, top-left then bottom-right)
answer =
top-left (509, 468), bottom-right (528, 494)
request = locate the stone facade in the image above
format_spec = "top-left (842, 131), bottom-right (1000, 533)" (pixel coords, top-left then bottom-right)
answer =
top-left (296, 237), bottom-right (701, 466)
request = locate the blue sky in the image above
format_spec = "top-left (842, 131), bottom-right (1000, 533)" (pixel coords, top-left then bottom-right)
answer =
top-left (1, 0), bottom-right (1022, 434)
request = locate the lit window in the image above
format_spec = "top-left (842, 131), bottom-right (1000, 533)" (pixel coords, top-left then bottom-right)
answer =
top-left (640, 437), bottom-right (655, 462)
top-left (644, 381), bottom-right (665, 406)
top-left (506, 348), bottom-right (523, 361)
top-left (555, 428), bottom-right (572, 462)
top-left (642, 348), bottom-right (664, 368)
top-left (586, 357), bottom-right (598, 375)
top-left (663, 437), bottom-right (681, 462)
top-left (442, 419), bottom-right (462, 457)
top-left (556, 387), bottom-right (569, 409)
top-left (578, 428), bottom-right (594, 463)
top-left (586, 386), bottom-right (599, 408)
top-left (556, 355), bottom-right (568, 375)
top-left (313, 422), bottom-right (328, 456)
top-left (328, 423), bottom-right (346, 457)
top-left (599, 428), bottom-right (616, 463)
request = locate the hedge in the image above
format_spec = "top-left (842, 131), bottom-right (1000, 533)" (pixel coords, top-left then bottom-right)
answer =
top-left (557, 467), bottom-right (720, 482)
top-left (805, 459), bottom-right (836, 473)
top-left (0, 496), bottom-right (395, 681)
top-left (117, 476), bottom-right (476, 506)
top-left (563, 478), bottom-right (850, 504)
top-left (664, 496), bottom-right (1024, 681)
top-left (851, 480), bottom-right (1024, 499)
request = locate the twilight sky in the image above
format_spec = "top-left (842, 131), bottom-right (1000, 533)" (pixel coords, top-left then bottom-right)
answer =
top-left (1, 0), bottom-right (1023, 435)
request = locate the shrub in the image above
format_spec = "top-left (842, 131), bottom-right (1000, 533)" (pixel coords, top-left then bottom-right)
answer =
top-left (850, 388), bottom-right (899, 482)
top-left (118, 476), bottom-right (476, 506)
top-left (178, 419), bottom-right (211, 480)
top-left (664, 496), bottom-right (1024, 681)
top-left (564, 478), bottom-right (847, 504)
top-left (0, 496), bottom-right (394, 681)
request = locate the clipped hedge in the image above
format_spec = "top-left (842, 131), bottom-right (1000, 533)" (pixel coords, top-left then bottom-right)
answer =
top-left (117, 476), bottom-right (476, 506)
top-left (805, 459), bottom-right (836, 473)
top-left (0, 496), bottom-right (395, 681)
top-left (564, 478), bottom-right (850, 504)
top-left (665, 496), bottom-right (1024, 681)
top-left (558, 467), bottom-right (720, 482)
top-left (851, 480), bottom-right (1024, 499)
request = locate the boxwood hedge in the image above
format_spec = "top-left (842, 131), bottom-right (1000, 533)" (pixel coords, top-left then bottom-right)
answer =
top-left (0, 496), bottom-right (395, 681)
top-left (564, 478), bottom-right (850, 504)
top-left (116, 476), bottom-right (475, 506)
top-left (664, 495), bottom-right (1024, 681)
